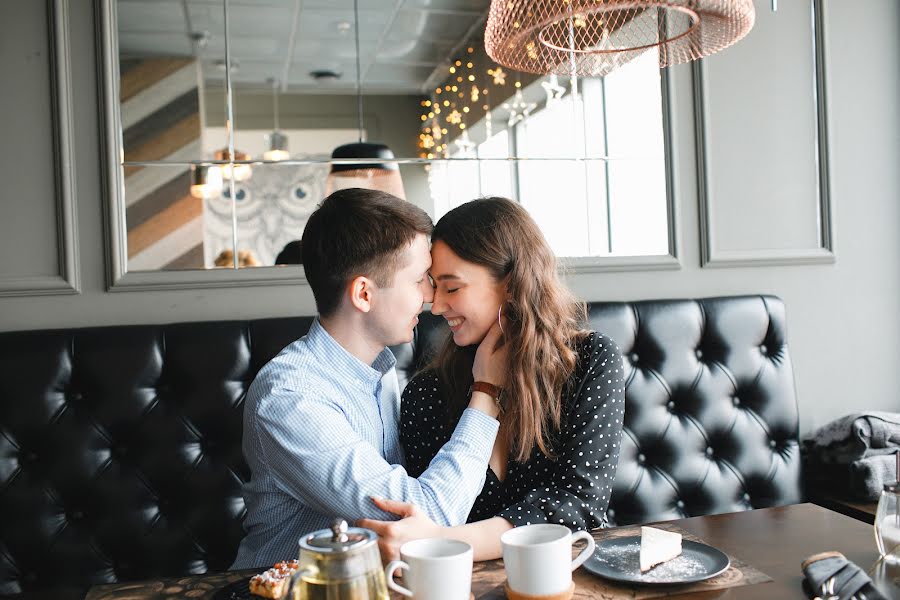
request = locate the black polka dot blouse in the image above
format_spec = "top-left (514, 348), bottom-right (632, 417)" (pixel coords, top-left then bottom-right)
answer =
top-left (400, 332), bottom-right (625, 531)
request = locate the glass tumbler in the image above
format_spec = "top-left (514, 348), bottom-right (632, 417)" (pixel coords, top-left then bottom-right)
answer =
top-left (875, 482), bottom-right (900, 563)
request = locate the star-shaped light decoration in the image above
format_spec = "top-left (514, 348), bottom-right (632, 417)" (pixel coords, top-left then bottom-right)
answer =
top-left (541, 74), bottom-right (566, 107)
top-left (501, 88), bottom-right (537, 128)
top-left (420, 133), bottom-right (435, 149)
top-left (447, 109), bottom-right (462, 125)
top-left (488, 66), bottom-right (507, 85)
top-left (454, 129), bottom-right (476, 157)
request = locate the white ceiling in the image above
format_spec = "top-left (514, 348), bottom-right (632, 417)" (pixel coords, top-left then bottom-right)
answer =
top-left (117, 0), bottom-right (491, 94)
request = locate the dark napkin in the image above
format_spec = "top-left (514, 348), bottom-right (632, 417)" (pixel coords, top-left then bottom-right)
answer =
top-left (801, 551), bottom-right (887, 600)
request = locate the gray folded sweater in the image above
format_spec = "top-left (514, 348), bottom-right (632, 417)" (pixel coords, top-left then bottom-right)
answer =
top-left (805, 412), bottom-right (900, 464)
top-left (848, 454), bottom-right (899, 501)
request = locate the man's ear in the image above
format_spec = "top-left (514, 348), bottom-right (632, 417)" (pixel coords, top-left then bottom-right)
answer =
top-left (348, 275), bottom-right (375, 313)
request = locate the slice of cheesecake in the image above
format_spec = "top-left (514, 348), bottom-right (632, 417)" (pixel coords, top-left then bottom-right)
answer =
top-left (639, 526), bottom-right (683, 572)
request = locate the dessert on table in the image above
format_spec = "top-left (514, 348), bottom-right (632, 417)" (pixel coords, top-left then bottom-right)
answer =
top-left (639, 526), bottom-right (683, 572)
top-left (248, 559), bottom-right (299, 599)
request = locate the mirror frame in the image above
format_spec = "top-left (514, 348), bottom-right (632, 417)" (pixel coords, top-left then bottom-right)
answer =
top-left (97, 0), bottom-right (680, 292)
top-left (695, 0), bottom-right (833, 268)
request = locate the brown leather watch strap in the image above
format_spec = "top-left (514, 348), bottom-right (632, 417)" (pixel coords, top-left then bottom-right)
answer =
top-left (471, 381), bottom-right (503, 401)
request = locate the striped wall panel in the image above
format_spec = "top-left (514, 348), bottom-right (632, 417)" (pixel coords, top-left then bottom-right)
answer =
top-left (121, 57), bottom-right (204, 271)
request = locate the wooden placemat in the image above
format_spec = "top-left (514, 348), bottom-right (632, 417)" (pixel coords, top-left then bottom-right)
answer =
top-left (85, 570), bottom-right (255, 600)
top-left (470, 523), bottom-right (772, 600)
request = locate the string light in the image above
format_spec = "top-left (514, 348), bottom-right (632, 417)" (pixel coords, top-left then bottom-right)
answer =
top-left (541, 74), bottom-right (566, 106)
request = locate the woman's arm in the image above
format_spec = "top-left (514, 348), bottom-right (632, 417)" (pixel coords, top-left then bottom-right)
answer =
top-left (359, 498), bottom-right (512, 561)
top-left (438, 516), bottom-right (513, 561)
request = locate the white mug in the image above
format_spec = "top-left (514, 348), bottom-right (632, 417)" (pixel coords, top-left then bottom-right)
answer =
top-left (501, 524), bottom-right (596, 596)
top-left (384, 538), bottom-right (473, 600)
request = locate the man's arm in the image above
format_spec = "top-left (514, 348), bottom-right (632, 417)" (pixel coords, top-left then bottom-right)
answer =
top-left (255, 385), bottom-right (498, 526)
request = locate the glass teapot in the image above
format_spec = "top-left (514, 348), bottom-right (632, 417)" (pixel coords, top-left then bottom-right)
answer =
top-left (286, 519), bottom-right (389, 600)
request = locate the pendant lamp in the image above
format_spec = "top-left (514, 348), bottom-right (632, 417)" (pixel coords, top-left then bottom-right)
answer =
top-left (327, 142), bottom-right (405, 199)
top-left (325, 0), bottom-right (405, 199)
top-left (214, 147), bottom-right (253, 182)
top-left (263, 78), bottom-right (290, 161)
top-left (190, 164), bottom-right (224, 199)
top-left (485, 0), bottom-right (755, 77)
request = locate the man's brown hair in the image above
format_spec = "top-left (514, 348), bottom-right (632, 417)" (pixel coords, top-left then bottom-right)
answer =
top-left (302, 188), bottom-right (433, 317)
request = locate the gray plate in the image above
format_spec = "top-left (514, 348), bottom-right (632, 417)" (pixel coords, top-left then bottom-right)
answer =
top-left (583, 536), bottom-right (730, 585)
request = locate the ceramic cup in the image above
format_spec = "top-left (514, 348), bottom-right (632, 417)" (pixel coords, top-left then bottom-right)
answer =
top-left (501, 524), bottom-right (595, 596)
top-left (385, 538), bottom-right (473, 600)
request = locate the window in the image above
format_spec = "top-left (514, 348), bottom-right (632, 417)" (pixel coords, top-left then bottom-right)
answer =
top-left (432, 49), bottom-right (668, 258)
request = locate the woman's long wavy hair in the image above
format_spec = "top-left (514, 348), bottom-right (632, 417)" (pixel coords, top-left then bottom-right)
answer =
top-left (428, 198), bottom-right (587, 462)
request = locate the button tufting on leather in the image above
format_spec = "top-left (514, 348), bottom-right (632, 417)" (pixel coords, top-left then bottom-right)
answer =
top-left (0, 296), bottom-right (805, 594)
top-left (705, 447), bottom-right (714, 457)
top-left (732, 396), bottom-right (741, 406)
top-left (742, 493), bottom-right (751, 502)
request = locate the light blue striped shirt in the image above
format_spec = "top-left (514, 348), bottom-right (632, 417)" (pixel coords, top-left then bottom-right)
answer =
top-left (232, 319), bottom-right (499, 569)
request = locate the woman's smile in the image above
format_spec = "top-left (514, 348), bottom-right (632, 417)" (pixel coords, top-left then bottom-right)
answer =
top-left (446, 316), bottom-right (465, 331)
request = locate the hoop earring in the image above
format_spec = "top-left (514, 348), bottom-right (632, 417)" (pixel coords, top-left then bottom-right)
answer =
top-left (497, 305), bottom-right (504, 334)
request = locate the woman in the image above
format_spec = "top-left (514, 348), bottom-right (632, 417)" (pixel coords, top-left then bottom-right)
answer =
top-left (360, 198), bottom-right (625, 561)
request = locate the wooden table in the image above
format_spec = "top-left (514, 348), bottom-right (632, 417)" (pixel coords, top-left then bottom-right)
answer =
top-left (809, 488), bottom-right (879, 525)
top-left (86, 503), bottom-right (900, 600)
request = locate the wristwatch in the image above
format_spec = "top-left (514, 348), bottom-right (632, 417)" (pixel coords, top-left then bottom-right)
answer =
top-left (470, 381), bottom-right (505, 412)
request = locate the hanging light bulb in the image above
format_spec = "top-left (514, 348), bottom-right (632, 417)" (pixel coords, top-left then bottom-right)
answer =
top-left (214, 147), bottom-right (253, 182)
top-left (326, 0), bottom-right (405, 199)
top-left (190, 164), bottom-right (223, 199)
top-left (263, 78), bottom-right (290, 161)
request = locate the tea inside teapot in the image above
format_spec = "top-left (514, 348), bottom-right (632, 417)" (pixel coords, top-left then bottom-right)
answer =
top-left (287, 519), bottom-right (389, 600)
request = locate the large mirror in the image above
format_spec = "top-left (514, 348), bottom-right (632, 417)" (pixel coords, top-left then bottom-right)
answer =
top-left (103, 0), bottom-right (677, 288)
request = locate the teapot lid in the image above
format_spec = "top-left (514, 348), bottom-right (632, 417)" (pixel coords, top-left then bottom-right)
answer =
top-left (300, 519), bottom-right (376, 554)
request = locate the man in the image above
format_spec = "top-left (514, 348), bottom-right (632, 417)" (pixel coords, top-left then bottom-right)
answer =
top-left (232, 188), bottom-right (501, 568)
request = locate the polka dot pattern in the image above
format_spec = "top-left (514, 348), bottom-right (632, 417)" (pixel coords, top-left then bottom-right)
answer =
top-left (400, 332), bottom-right (625, 531)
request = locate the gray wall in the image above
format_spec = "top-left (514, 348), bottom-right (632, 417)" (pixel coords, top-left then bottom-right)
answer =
top-left (1, 0), bottom-right (898, 436)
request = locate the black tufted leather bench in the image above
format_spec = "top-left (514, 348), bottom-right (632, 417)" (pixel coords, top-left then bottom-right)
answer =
top-left (0, 295), bottom-right (802, 598)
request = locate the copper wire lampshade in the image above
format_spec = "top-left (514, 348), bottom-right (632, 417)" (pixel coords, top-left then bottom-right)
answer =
top-left (485, 0), bottom-right (755, 77)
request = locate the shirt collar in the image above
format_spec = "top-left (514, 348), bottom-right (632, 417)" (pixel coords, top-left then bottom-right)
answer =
top-left (306, 318), bottom-right (396, 390)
